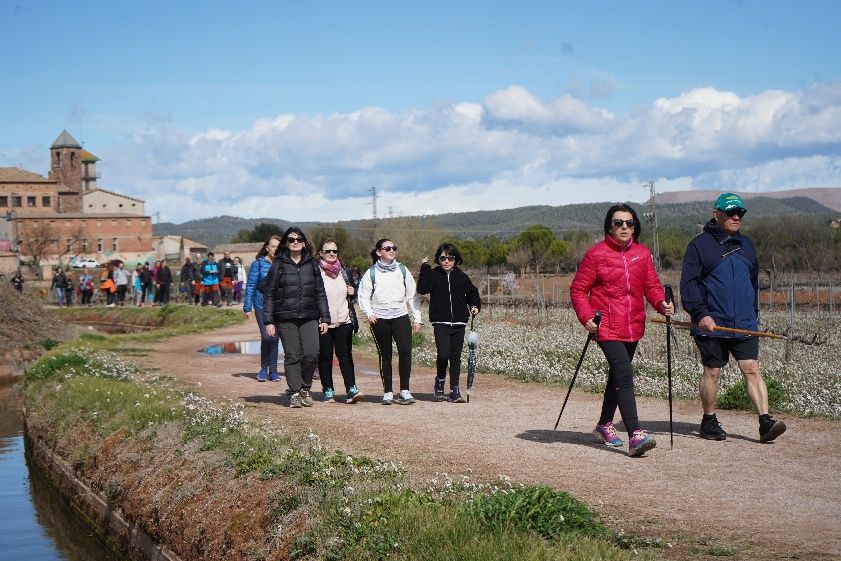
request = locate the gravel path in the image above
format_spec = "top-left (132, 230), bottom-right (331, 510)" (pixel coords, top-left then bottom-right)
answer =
top-left (136, 321), bottom-right (840, 560)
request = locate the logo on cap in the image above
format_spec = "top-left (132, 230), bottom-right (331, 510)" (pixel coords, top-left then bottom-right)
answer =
top-left (714, 193), bottom-right (745, 211)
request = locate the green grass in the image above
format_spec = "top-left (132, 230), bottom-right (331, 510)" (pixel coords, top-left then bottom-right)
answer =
top-left (717, 373), bottom-right (789, 411)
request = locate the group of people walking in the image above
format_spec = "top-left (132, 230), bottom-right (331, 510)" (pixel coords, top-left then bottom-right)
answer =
top-left (243, 192), bottom-right (787, 458)
top-left (242, 229), bottom-right (480, 410)
top-left (570, 193), bottom-right (786, 456)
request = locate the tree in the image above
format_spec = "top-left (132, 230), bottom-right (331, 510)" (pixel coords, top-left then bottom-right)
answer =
top-left (506, 245), bottom-right (531, 276)
top-left (510, 224), bottom-right (556, 274)
top-left (231, 222), bottom-right (284, 243)
top-left (18, 220), bottom-right (58, 278)
top-left (456, 239), bottom-right (489, 271)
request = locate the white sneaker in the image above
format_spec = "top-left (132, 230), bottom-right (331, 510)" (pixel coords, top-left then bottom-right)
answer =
top-left (382, 391), bottom-right (393, 405)
top-left (396, 389), bottom-right (415, 405)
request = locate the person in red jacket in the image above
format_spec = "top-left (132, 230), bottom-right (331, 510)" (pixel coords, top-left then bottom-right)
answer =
top-left (570, 203), bottom-right (674, 457)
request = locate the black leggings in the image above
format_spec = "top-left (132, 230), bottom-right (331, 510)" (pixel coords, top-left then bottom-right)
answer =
top-left (433, 324), bottom-right (465, 387)
top-left (597, 340), bottom-right (641, 436)
top-left (369, 315), bottom-right (412, 393)
top-left (318, 323), bottom-right (356, 392)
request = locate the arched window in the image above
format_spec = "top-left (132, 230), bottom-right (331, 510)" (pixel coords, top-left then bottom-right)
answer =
top-left (70, 152), bottom-right (76, 167)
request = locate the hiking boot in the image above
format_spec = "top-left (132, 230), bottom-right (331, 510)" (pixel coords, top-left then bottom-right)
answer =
top-left (628, 430), bottom-right (656, 457)
top-left (300, 389), bottom-right (314, 407)
top-left (395, 389), bottom-right (415, 405)
top-left (433, 377), bottom-right (446, 401)
top-left (289, 393), bottom-right (302, 408)
top-left (256, 367), bottom-right (267, 382)
top-left (382, 391), bottom-right (394, 405)
top-left (323, 388), bottom-right (336, 403)
top-left (593, 421), bottom-right (624, 447)
top-left (269, 371), bottom-right (281, 382)
top-left (759, 417), bottom-right (787, 443)
top-left (700, 415), bottom-right (727, 441)
top-left (448, 386), bottom-right (466, 403)
top-left (346, 385), bottom-right (364, 404)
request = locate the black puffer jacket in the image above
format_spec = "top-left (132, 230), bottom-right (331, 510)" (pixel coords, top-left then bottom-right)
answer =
top-left (416, 263), bottom-right (481, 325)
top-left (262, 252), bottom-right (331, 325)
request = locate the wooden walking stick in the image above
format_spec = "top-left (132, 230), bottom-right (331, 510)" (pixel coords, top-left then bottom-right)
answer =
top-left (649, 317), bottom-right (787, 339)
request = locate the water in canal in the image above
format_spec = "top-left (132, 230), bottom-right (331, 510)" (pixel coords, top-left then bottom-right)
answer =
top-left (0, 383), bottom-right (117, 561)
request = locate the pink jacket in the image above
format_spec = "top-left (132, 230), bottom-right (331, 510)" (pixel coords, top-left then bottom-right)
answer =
top-left (570, 235), bottom-right (666, 342)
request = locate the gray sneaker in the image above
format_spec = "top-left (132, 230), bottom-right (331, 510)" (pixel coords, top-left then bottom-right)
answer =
top-left (301, 389), bottom-right (314, 407)
top-left (289, 393), bottom-right (302, 408)
top-left (396, 389), bottom-right (415, 405)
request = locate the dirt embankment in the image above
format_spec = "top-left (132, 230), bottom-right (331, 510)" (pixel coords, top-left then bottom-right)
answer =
top-left (0, 285), bottom-right (74, 377)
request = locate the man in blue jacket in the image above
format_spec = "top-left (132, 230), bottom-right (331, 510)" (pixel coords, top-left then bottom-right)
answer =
top-left (680, 193), bottom-right (786, 443)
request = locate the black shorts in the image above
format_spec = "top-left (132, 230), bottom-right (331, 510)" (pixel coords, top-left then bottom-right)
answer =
top-left (693, 336), bottom-right (759, 368)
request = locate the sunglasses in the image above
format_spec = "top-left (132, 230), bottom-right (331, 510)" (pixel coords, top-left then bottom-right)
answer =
top-left (321, 249), bottom-right (338, 254)
top-left (612, 219), bottom-right (636, 228)
top-left (287, 237), bottom-right (305, 243)
top-left (439, 255), bottom-right (455, 262)
top-left (380, 245), bottom-right (397, 252)
top-left (723, 208), bottom-right (746, 218)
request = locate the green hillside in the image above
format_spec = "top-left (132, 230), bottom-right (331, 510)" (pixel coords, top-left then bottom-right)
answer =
top-left (154, 196), bottom-right (836, 247)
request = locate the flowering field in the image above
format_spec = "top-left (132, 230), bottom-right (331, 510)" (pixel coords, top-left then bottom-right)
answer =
top-left (398, 305), bottom-right (841, 419)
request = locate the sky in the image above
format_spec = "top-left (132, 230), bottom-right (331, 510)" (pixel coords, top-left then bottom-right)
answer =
top-left (2, 0), bottom-right (841, 224)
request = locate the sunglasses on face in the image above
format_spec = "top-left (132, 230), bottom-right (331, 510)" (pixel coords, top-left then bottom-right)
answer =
top-left (321, 249), bottom-right (338, 254)
top-left (612, 219), bottom-right (636, 228)
top-left (724, 208), bottom-right (746, 218)
top-left (439, 255), bottom-right (455, 262)
top-left (380, 245), bottom-right (397, 252)
top-left (287, 237), bottom-right (305, 243)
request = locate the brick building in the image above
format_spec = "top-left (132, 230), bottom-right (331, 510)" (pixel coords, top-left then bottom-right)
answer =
top-left (0, 130), bottom-right (154, 276)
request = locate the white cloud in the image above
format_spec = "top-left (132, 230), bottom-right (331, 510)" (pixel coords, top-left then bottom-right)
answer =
top-left (6, 83), bottom-right (841, 224)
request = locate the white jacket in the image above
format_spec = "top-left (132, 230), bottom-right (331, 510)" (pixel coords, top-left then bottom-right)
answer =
top-left (358, 263), bottom-right (422, 323)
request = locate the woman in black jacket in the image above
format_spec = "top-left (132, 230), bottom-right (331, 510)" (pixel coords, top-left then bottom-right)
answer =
top-left (263, 227), bottom-right (331, 408)
top-left (417, 243), bottom-right (481, 403)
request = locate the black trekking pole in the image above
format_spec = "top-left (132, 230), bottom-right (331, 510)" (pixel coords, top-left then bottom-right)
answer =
top-left (553, 311), bottom-right (600, 430)
top-left (664, 285), bottom-right (675, 449)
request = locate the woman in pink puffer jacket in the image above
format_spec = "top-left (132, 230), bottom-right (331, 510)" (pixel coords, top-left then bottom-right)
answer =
top-left (570, 204), bottom-right (674, 457)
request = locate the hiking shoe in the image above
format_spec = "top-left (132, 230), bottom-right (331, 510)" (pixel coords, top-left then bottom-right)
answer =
top-left (759, 417), bottom-right (787, 443)
top-left (257, 367), bottom-right (267, 382)
top-left (382, 391), bottom-right (394, 405)
top-left (269, 371), bottom-right (281, 382)
top-left (300, 389), bottom-right (314, 407)
top-left (628, 430), bottom-right (656, 457)
top-left (593, 421), bottom-right (624, 447)
top-left (289, 393), bottom-right (302, 408)
top-left (448, 386), bottom-right (466, 403)
top-left (323, 388), bottom-right (336, 403)
top-left (395, 390), bottom-right (415, 405)
top-left (346, 385), bottom-right (364, 404)
top-left (700, 415), bottom-right (727, 441)
top-left (433, 377), bottom-right (446, 401)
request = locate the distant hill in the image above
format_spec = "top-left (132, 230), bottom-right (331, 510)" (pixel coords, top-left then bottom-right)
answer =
top-left (654, 187), bottom-right (841, 212)
top-left (154, 196), bottom-right (838, 247)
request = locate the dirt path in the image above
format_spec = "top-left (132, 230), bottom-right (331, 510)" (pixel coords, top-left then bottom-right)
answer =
top-left (135, 322), bottom-right (839, 560)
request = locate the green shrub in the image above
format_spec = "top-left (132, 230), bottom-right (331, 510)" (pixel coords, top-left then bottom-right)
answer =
top-left (717, 374), bottom-right (788, 411)
top-left (468, 485), bottom-right (607, 539)
top-left (39, 338), bottom-right (60, 350)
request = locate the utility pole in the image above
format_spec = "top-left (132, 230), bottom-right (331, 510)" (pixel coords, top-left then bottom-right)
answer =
top-left (369, 186), bottom-right (380, 220)
top-left (643, 180), bottom-right (661, 271)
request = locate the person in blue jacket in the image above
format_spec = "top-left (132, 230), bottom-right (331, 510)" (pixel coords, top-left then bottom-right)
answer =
top-left (244, 235), bottom-right (282, 382)
top-left (680, 193), bottom-right (786, 443)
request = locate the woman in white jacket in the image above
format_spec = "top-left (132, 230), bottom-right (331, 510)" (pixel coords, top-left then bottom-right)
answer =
top-left (358, 238), bottom-right (422, 405)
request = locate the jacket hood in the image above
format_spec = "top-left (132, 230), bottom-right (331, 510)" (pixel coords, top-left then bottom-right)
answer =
top-left (703, 218), bottom-right (744, 245)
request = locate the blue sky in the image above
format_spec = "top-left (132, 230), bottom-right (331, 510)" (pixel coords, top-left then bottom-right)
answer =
top-left (2, 1), bottom-right (840, 223)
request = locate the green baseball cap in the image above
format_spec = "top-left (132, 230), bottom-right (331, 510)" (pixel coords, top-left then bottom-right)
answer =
top-left (714, 193), bottom-right (746, 212)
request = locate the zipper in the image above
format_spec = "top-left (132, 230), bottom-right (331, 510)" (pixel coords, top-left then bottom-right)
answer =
top-left (621, 247), bottom-right (632, 339)
top-left (446, 271), bottom-right (453, 322)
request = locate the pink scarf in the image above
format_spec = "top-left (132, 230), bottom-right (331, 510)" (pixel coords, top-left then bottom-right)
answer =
top-left (319, 258), bottom-right (343, 279)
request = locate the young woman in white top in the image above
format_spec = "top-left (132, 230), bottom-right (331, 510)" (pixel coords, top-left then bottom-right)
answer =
top-left (357, 238), bottom-right (422, 405)
top-left (317, 238), bottom-right (364, 404)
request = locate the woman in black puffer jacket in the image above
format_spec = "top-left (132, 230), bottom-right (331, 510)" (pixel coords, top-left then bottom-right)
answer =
top-left (417, 243), bottom-right (481, 403)
top-left (263, 227), bottom-right (331, 408)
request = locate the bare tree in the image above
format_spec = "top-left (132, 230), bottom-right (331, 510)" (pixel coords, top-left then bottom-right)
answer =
top-left (506, 245), bottom-right (531, 276)
top-left (18, 221), bottom-right (58, 278)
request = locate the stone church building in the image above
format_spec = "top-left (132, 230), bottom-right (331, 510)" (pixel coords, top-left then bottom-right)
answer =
top-left (0, 130), bottom-right (153, 276)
